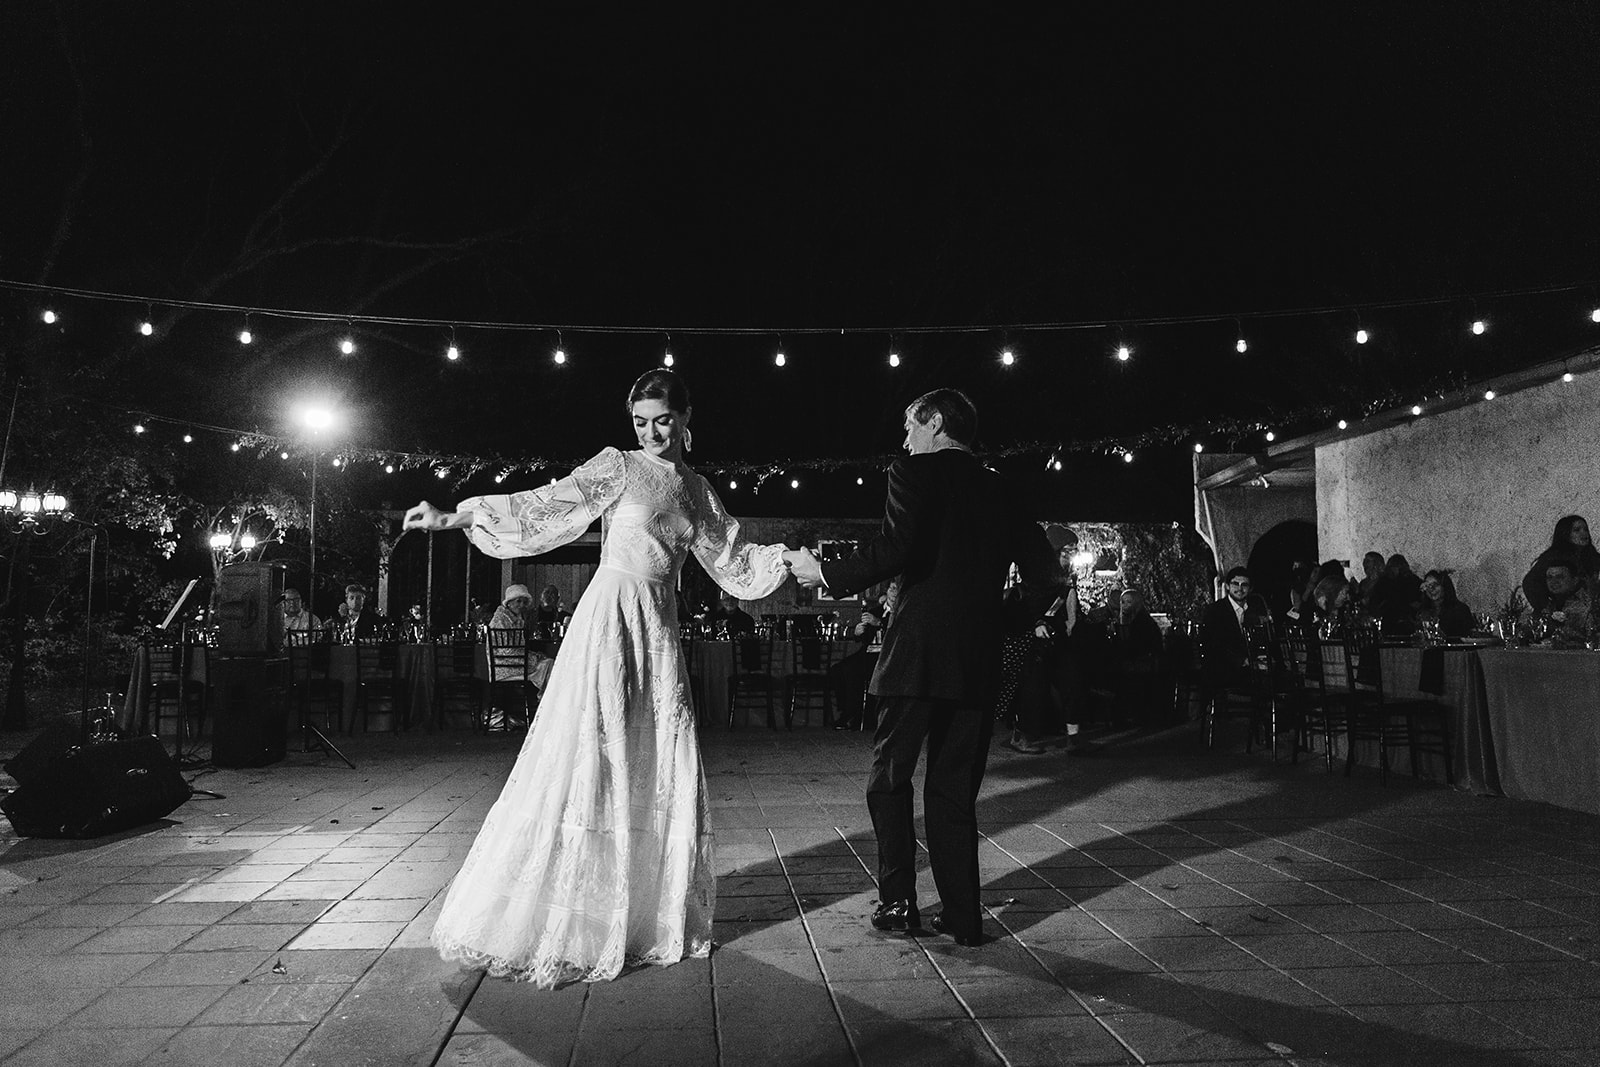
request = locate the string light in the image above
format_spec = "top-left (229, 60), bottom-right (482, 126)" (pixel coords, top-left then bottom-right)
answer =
top-left (1590, 308), bottom-right (1600, 323)
top-left (1122, 451), bottom-right (1134, 463)
top-left (238, 327), bottom-right (253, 345)
top-left (436, 469), bottom-right (447, 479)
top-left (339, 337), bottom-right (356, 355)
top-left (888, 351), bottom-right (900, 368)
top-left (1483, 389), bottom-right (1496, 400)
top-left (280, 451), bottom-right (289, 459)
top-left (1000, 347), bottom-right (1015, 366)
top-left (1410, 404), bottom-right (1423, 416)
top-left (1264, 430), bottom-right (1276, 442)
top-left (138, 318), bottom-right (154, 337)
top-left (728, 479), bottom-right (737, 490)
top-left (230, 443), bottom-right (240, 451)
top-left (1338, 419), bottom-right (1349, 430)
top-left (663, 349), bottom-right (675, 367)
top-left (1193, 442), bottom-right (1205, 453)
top-left (384, 464), bottom-right (395, 473)
top-left (856, 476), bottom-right (864, 485)
top-left (1563, 372), bottom-right (1574, 383)
top-left (774, 349), bottom-right (787, 367)
top-left (1115, 344), bottom-right (1132, 362)
top-left (1235, 338), bottom-right (1248, 354)
top-left (553, 346), bottom-right (567, 365)
top-left (1355, 329), bottom-right (1370, 344)
top-left (331, 457), bottom-right (343, 467)
top-left (41, 309), bottom-right (57, 324)
top-left (790, 478), bottom-right (800, 489)
top-left (182, 434), bottom-right (193, 443)
top-left (133, 422), bottom-right (146, 434)
top-left (1053, 459), bottom-right (1063, 471)
top-left (1471, 319), bottom-right (1487, 335)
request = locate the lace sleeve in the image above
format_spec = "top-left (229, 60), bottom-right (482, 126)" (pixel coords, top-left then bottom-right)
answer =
top-left (688, 474), bottom-right (790, 599)
top-left (457, 447), bottom-right (626, 560)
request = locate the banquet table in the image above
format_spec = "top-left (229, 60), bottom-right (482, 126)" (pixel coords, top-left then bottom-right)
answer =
top-left (1476, 648), bottom-right (1600, 815)
top-left (1315, 642), bottom-right (1500, 795)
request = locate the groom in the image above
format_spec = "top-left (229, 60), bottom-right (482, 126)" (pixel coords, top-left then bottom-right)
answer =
top-left (786, 388), bottom-right (1055, 946)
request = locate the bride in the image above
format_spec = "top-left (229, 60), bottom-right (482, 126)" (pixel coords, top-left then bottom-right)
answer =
top-left (401, 369), bottom-right (791, 987)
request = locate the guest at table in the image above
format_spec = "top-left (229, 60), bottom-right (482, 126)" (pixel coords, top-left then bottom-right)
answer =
top-left (1416, 570), bottom-right (1475, 638)
top-left (1312, 570), bottom-right (1357, 629)
top-left (1110, 588), bottom-right (1165, 728)
top-left (491, 583), bottom-right (535, 631)
top-left (338, 583), bottom-right (386, 639)
top-left (281, 587), bottom-right (321, 632)
top-left (1370, 554), bottom-right (1422, 636)
top-left (1201, 567), bottom-right (1272, 689)
top-left (831, 597), bottom-right (885, 731)
top-left (1533, 557), bottom-right (1593, 641)
top-left (1357, 551), bottom-right (1385, 607)
top-left (713, 593), bottom-right (755, 636)
top-left (1521, 515), bottom-right (1600, 612)
top-left (535, 584), bottom-right (570, 627)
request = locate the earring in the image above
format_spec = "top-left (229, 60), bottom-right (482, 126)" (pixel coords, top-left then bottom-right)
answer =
top-left (683, 426), bottom-right (693, 454)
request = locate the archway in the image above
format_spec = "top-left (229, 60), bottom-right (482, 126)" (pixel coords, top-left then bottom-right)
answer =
top-left (1247, 519), bottom-right (1316, 617)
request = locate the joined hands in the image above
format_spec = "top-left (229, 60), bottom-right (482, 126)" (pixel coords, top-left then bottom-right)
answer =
top-left (782, 547), bottom-right (826, 589)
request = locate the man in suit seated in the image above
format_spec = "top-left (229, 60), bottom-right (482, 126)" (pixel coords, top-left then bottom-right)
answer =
top-left (1200, 566), bottom-right (1272, 692)
top-left (338, 582), bottom-right (387, 639)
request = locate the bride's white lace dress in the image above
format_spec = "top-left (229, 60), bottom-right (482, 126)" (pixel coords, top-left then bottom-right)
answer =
top-left (431, 447), bottom-right (788, 987)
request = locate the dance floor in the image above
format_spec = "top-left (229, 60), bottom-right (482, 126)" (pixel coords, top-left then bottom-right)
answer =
top-left (2, 722), bottom-right (1598, 1066)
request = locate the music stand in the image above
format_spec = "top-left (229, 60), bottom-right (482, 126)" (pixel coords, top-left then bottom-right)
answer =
top-left (291, 633), bottom-right (355, 769)
top-left (154, 577), bottom-right (204, 763)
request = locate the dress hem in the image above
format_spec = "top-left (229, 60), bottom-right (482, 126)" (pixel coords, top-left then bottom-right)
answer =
top-left (435, 936), bottom-right (712, 989)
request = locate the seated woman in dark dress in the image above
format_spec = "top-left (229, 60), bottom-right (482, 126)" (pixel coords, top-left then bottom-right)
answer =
top-left (1370, 554), bottom-right (1423, 636)
top-left (1521, 515), bottom-right (1600, 612)
top-left (1416, 570), bottom-right (1475, 638)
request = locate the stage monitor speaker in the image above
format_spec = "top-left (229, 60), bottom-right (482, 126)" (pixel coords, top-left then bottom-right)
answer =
top-left (216, 561), bottom-right (286, 654)
top-left (211, 655), bottom-right (291, 768)
top-left (1, 726), bottom-right (191, 838)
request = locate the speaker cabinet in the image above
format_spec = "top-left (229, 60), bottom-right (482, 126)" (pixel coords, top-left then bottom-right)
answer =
top-left (1, 726), bottom-right (191, 838)
top-left (216, 561), bottom-right (286, 654)
top-left (211, 655), bottom-right (291, 768)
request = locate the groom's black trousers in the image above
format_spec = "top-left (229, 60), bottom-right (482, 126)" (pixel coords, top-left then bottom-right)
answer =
top-left (867, 695), bottom-right (994, 936)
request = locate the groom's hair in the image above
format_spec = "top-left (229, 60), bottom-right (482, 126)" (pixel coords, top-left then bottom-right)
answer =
top-left (906, 388), bottom-right (978, 446)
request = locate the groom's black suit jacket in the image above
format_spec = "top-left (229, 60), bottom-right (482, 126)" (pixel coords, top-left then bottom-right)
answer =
top-left (820, 448), bottom-right (1056, 706)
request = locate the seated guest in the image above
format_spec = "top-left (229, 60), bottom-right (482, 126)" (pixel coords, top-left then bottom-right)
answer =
top-left (337, 582), bottom-right (386, 638)
top-left (714, 593), bottom-right (756, 636)
top-left (491, 583), bottom-right (534, 631)
top-left (1312, 570), bottom-right (1357, 625)
top-left (1110, 588), bottom-right (1165, 728)
top-left (1200, 566), bottom-right (1272, 689)
top-left (1521, 515), bottom-right (1600, 612)
top-left (281, 587), bottom-right (321, 632)
top-left (1532, 557), bottom-right (1592, 640)
top-left (831, 597), bottom-right (886, 731)
top-left (535, 584), bottom-right (570, 626)
top-left (1416, 570), bottom-right (1475, 638)
top-left (1357, 551), bottom-right (1386, 607)
top-left (1370, 554), bottom-right (1422, 636)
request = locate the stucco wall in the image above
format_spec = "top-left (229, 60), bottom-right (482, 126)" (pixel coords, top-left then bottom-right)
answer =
top-left (1315, 369), bottom-right (1600, 613)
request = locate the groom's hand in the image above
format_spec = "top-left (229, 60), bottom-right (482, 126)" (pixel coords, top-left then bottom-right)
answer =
top-left (784, 547), bottom-right (826, 589)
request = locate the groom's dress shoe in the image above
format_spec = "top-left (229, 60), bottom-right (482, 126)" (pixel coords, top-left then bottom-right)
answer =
top-left (930, 915), bottom-right (982, 946)
top-left (870, 900), bottom-right (921, 932)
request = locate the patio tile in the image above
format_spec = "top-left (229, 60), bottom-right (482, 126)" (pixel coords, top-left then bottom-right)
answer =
top-left (0, 1026), bottom-right (179, 1067)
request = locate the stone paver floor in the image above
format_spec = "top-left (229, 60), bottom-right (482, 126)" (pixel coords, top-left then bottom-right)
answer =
top-left (2, 721), bottom-right (1598, 1066)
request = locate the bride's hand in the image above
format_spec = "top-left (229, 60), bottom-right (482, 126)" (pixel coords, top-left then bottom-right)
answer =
top-left (402, 501), bottom-right (450, 531)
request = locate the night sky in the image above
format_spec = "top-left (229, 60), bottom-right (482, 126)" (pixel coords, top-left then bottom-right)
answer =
top-left (4, 3), bottom-right (1599, 521)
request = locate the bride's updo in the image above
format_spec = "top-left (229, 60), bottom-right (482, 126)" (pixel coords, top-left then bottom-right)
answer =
top-left (626, 368), bottom-right (691, 413)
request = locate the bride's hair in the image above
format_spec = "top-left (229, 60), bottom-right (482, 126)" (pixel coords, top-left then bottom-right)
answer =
top-left (627, 368), bottom-right (691, 414)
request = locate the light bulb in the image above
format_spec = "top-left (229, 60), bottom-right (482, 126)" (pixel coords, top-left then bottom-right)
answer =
top-left (1355, 329), bottom-right (1369, 344)
top-left (230, 443), bottom-right (240, 452)
top-left (728, 479), bottom-right (738, 490)
top-left (888, 352), bottom-right (900, 368)
top-left (209, 533), bottom-right (230, 550)
top-left (436, 469), bottom-right (447, 479)
top-left (774, 351), bottom-right (787, 367)
top-left (384, 464), bottom-right (394, 473)
top-left (1471, 320), bottom-right (1487, 335)
top-left (331, 457), bottom-right (342, 467)
top-left (1591, 308), bottom-right (1600, 323)
top-left (280, 451), bottom-right (289, 459)
top-left (1122, 452), bottom-right (1134, 463)
top-left (1053, 460), bottom-right (1063, 471)
top-left (134, 423), bottom-right (146, 434)
top-left (138, 320), bottom-right (154, 336)
top-left (339, 338), bottom-right (356, 355)
top-left (494, 474), bottom-right (505, 483)
top-left (856, 476), bottom-right (864, 485)
top-left (1483, 389), bottom-right (1496, 400)
top-left (790, 478), bottom-right (799, 489)
top-left (41, 309), bottom-right (57, 324)
top-left (239, 534), bottom-right (257, 550)
top-left (446, 345), bottom-right (460, 361)
top-left (1265, 431), bottom-right (1276, 442)
top-left (182, 434), bottom-right (193, 444)
top-left (1337, 419), bottom-right (1348, 430)
top-left (1235, 338), bottom-right (1248, 354)
top-left (1194, 443), bottom-right (1204, 453)
top-left (554, 347), bottom-right (567, 365)
top-left (1410, 405), bottom-right (1423, 416)
top-left (238, 328), bottom-right (253, 345)
top-left (1563, 372), bottom-right (1574, 383)
top-left (663, 350), bottom-right (674, 367)
top-left (1000, 348), bottom-right (1015, 366)
top-left (1115, 344), bottom-right (1131, 362)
